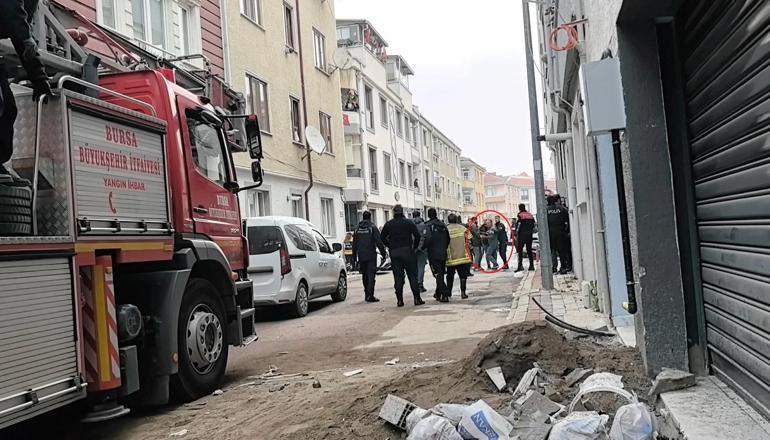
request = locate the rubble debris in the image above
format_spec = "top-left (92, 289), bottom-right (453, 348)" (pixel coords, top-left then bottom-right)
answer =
top-left (312, 379), bottom-right (322, 389)
top-left (486, 366), bottom-right (508, 391)
top-left (268, 384), bottom-right (287, 393)
top-left (544, 385), bottom-right (563, 402)
top-left (169, 428), bottom-right (188, 437)
top-left (408, 415), bottom-right (464, 440)
top-left (509, 414), bottom-right (551, 440)
top-left (406, 407), bottom-right (430, 433)
top-left (549, 411), bottom-right (609, 440)
top-left (211, 389), bottom-right (224, 396)
top-left (647, 368), bottom-right (695, 398)
top-left (458, 400), bottom-right (513, 440)
top-left (431, 403), bottom-right (468, 426)
top-left (563, 368), bottom-right (594, 388)
top-left (385, 357), bottom-right (400, 366)
top-left (569, 373), bottom-right (634, 414)
top-left (379, 394), bottom-right (422, 430)
top-left (609, 403), bottom-right (653, 440)
top-left (513, 367), bottom-right (542, 397)
top-left (262, 365), bottom-right (280, 377)
top-left (513, 390), bottom-right (563, 423)
top-left (343, 369), bottom-right (364, 377)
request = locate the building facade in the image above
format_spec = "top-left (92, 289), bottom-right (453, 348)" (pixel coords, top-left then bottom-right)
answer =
top-left (225, 0), bottom-right (347, 243)
top-left (461, 157), bottom-right (486, 220)
top-left (337, 19), bottom-right (463, 229)
top-left (484, 172), bottom-right (554, 219)
top-left (535, 0), bottom-right (770, 417)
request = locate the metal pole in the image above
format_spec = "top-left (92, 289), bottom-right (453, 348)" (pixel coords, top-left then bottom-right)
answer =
top-left (522, 0), bottom-right (554, 290)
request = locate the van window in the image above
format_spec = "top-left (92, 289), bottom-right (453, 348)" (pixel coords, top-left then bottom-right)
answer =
top-left (285, 224), bottom-right (317, 252)
top-left (312, 230), bottom-right (332, 254)
top-left (247, 226), bottom-right (283, 255)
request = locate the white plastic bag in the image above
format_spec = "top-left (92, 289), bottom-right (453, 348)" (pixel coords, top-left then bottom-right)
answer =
top-left (569, 373), bottom-right (635, 413)
top-left (406, 408), bottom-right (430, 434)
top-left (457, 400), bottom-right (513, 440)
top-left (431, 403), bottom-right (469, 426)
top-left (407, 415), bottom-right (464, 440)
top-left (609, 403), bottom-right (653, 440)
top-left (549, 411), bottom-right (609, 440)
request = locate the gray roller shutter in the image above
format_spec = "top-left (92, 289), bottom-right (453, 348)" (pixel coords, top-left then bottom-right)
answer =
top-left (0, 257), bottom-right (85, 428)
top-left (681, 0), bottom-right (770, 416)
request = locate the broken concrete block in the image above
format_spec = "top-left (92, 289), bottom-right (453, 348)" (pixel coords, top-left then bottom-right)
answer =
top-left (513, 390), bottom-right (562, 423)
top-left (544, 384), bottom-right (563, 402)
top-left (509, 414), bottom-right (551, 440)
top-left (379, 394), bottom-right (423, 431)
top-left (486, 366), bottom-right (507, 391)
top-left (564, 368), bottom-right (594, 387)
top-left (648, 368), bottom-right (696, 398)
top-left (343, 369), bottom-right (363, 377)
top-left (513, 367), bottom-right (541, 397)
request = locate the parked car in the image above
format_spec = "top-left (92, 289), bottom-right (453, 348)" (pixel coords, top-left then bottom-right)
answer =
top-left (245, 216), bottom-right (347, 318)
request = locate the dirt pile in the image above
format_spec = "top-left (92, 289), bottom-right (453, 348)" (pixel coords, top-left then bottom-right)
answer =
top-left (291, 321), bottom-right (647, 440)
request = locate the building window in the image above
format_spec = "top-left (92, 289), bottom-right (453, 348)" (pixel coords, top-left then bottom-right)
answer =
top-left (383, 152), bottom-right (392, 184)
top-left (102, 0), bottom-right (117, 28)
top-left (411, 122), bottom-right (417, 146)
top-left (319, 111), bottom-right (333, 153)
top-left (520, 188), bottom-right (530, 201)
top-left (180, 5), bottom-right (192, 55)
top-left (345, 203), bottom-right (359, 231)
top-left (398, 160), bottom-right (406, 188)
top-left (242, 0), bottom-right (262, 26)
top-left (129, 0), bottom-right (166, 47)
top-left (320, 198), bottom-right (335, 236)
top-left (246, 189), bottom-right (270, 217)
top-left (379, 96), bottom-right (388, 127)
top-left (290, 96), bottom-right (302, 142)
top-left (291, 193), bottom-right (304, 218)
top-left (486, 186), bottom-right (496, 197)
top-left (404, 115), bottom-right (411, 143)
top-left (368, 209), bottom-right (377, 225)
top-left (407, 164), bottom-right (414, 189)
top-left (425, 169), bottom-right (431, 197)
top-left (395, 109), bottom-right (403, 137)
top-left (246, 75), bottom-right (270, 132)
top-left (364, 85), bottom-right (374, 131)
top-left (313, 29), bottom-right (326, 70)
top-left (462, 168), bottom-right (470, 180)
top-left (368, 147), bottom-right (379, 191)
top-left (284, 3), bottom-right (295, 50)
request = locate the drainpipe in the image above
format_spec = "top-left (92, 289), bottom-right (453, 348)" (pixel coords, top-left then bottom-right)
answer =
top-left (612, 130), bottom-right (637, 314)
top-left (295, 1), bottom-right (313, 220)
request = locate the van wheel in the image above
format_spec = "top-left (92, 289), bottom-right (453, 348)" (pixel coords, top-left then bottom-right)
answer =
top-left (331, 273), bottom-right (347, 302)
top-left (288, 282), bottom-right (309, 318)
top-left (171, 278), bottom-right (229, 402)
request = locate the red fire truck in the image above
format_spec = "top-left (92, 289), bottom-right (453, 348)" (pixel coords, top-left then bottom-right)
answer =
top-left (0, 3), bottom-right (262, 429)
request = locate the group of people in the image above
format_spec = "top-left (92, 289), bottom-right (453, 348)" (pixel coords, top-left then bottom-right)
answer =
top-left (350, 205), bottom-right (474, 305)
top-left (349, 195), bottom-right (571, 306)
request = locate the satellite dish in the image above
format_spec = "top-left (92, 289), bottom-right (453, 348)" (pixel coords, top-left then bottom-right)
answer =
top-left (333, 49), bottom-right (353, 70)
top-left (305, 126), bottom-right (327, 155)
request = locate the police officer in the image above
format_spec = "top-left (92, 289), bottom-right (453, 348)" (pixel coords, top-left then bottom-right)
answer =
top-left (0, 0), bottom-right (52, 176)
top-left (352, 211), bottom-right (387, 302)
top-left (425, 208), bottom-right (450, 302)
top-left (515, 204), bottom-right (536, 272)
top-left (411, 211), bottom-right (429, 293)
top-left (381, 204), bottom-right (424, 307)
top-left (446, 214), bottom-right (471, 299)
top-left (547, 195), bottom-right (570, 274)
top-left (494, 215), bottom-right (509, 270)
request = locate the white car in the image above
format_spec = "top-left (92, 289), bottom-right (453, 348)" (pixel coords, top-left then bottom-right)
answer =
top-left (245, 216), bottom-right (347, 317)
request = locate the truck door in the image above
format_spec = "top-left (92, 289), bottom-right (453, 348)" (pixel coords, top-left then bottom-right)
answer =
top-left (178, 97), bottom-right (244, 269)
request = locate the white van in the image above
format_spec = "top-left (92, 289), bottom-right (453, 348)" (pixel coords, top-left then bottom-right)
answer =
top-left (244, 216), bottom-right (347, 317)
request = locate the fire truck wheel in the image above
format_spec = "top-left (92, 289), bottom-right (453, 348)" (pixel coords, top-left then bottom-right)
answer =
top-left (172, 278), bottom-right (229, 401)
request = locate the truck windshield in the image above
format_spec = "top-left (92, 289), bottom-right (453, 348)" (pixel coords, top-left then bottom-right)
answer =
top-left (188, 116), bottom-right (227, 184)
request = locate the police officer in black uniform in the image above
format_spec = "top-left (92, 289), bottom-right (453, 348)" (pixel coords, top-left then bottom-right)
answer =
top-left (0, 0), bottom-right (52, 176)
top-left (381, 204), bottom-right (424, 307)
top-left (547, 194), bottom-right (571, 274)
top-left (352, 210), bottom-right (387, 303)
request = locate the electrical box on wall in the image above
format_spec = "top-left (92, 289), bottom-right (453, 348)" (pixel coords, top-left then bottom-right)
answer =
top-left (579, 58), bottom-right (626, 135)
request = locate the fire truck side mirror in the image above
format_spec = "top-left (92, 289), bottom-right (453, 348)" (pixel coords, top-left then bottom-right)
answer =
top-left (245, 115), bottom-right (263, 160)
top-left (250, 161), bottom-right (264, 187)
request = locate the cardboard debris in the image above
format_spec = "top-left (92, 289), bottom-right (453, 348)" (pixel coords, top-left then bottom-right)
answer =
top-left (486, 366), bottom-right (507, 391)
top-left (648, 368), bottom-right (695, 398)
top-left (343, 369), bottom-right (363, 377)
top-left (509, 414), bottom-right (551, 440)
top-left (564, 368), bottom-right (594, 387)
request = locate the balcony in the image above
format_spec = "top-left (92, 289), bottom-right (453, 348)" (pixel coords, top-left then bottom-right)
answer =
top-left (343, 111), bottom-right (361, 136)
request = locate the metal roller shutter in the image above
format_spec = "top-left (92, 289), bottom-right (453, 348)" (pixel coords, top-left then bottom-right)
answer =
top-left (680, 0), bottom-right (770, 416)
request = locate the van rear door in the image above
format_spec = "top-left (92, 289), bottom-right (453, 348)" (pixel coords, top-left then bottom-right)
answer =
top-left (246, 221), bottom-right (283, 300)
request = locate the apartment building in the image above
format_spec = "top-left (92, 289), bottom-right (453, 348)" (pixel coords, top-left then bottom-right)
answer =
top-left (484, 172), bottom-right (554, 219)
top-left (534, 0), bottom-right (770, 416)
top-left (461, 158), bottom-right (486, 220)
top-left (225, 0), bottom-right (347, 243)
top-left (337, 19), bottom-right (463, 229)
top-left (421, 117), bottom-right (463, 220)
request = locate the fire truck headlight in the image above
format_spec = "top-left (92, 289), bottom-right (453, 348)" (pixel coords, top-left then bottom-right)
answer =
top-left (117, 304), bottom-right (143, 343)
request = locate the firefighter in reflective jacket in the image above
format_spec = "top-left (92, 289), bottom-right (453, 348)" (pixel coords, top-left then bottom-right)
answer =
top-left (445, 213), bottom-right (472, 299)
top-left (352, 210), bottom-right (387, 302)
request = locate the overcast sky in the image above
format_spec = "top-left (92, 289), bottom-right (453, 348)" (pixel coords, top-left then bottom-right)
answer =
top-left (335, 0), bottom-right (551, 177)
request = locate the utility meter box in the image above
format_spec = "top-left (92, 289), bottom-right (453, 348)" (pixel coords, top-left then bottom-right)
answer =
top-left (579, 58), bottom-right (626, 135)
